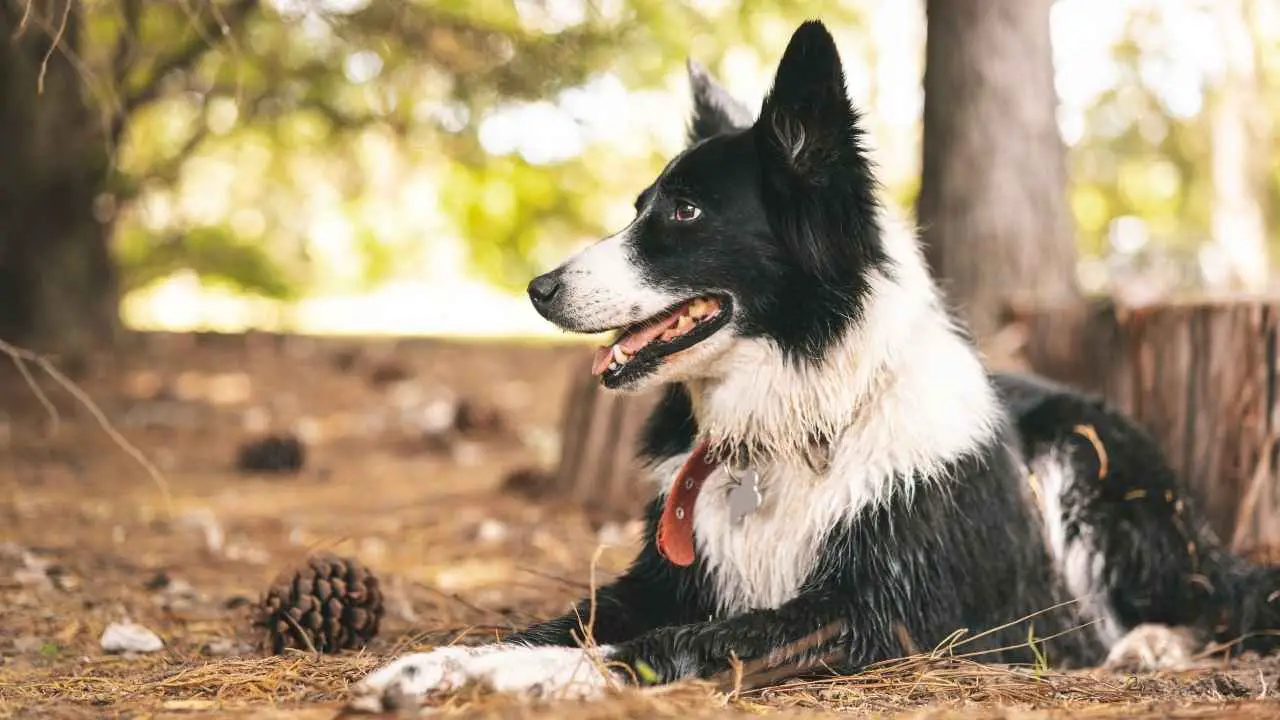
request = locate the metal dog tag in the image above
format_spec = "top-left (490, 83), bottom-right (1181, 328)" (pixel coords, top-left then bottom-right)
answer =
top-left (726, 467), bottom-right (762, 525)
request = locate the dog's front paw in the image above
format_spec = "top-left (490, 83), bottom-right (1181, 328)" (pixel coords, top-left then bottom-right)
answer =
top-left (347, 646), bottom-right (486, 713)
top-left (466, 646), bottom-right (617, 700)
top-left (345, 644), bottom-right (616, 712)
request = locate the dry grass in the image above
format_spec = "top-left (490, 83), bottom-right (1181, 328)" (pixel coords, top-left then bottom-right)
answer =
top-left (2, 333), bottom-right (1279, 719)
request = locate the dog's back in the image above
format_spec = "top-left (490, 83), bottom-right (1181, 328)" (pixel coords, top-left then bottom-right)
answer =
top-left (995, 371), bottom-right (1280, 661)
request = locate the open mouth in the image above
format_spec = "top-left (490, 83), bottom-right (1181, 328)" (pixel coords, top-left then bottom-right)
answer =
top-left (590, 295), bottom-right (731, 383)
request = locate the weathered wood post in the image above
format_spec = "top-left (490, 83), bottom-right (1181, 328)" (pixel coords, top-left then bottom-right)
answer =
top-left (549, 356), bottom-right (660, 520)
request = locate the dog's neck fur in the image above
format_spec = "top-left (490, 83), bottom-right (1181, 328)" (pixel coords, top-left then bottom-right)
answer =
top-left (685, 211), bottom-right (1002, 482)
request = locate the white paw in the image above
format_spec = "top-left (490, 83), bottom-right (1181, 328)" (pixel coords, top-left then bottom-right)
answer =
top-left (346, 644), bottom-right (615, 712)
top-left (347, 646), bottom-right (491, 712)
top-left (1104, 623), bottom-right (1200, 672)
top-left (466, 646), bottom-right (616, 699)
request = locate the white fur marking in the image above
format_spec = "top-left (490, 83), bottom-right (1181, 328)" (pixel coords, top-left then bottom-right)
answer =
top-left (556, 226), bottom-right (675, 331)
top-left (348, 644), bottom-right (616, 711)
top-left (1033, 450), bottom-right (1125, 647)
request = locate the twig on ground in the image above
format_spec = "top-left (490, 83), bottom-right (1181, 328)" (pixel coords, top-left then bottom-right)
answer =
top-left (0, 338), bottom-right (173, 515)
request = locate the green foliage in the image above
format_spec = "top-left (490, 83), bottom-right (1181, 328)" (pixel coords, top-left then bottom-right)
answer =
top-left (77, 0), bottom-right (867, 299)
top-left (116, 224), bottom-right (298, 300)
top-left (57, 0), bottom-right (1279, 302)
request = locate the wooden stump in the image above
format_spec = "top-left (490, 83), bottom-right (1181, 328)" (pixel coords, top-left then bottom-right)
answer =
top-left (1017, 297), bottom-right (1280, 552)
top-left (551, 356), bottom-right (660, 521)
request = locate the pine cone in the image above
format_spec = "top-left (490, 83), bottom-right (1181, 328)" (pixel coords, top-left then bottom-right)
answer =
top-left (255, 553), bottom-right (383, 654)
top-left (235, 434), bottom-right (306, 474)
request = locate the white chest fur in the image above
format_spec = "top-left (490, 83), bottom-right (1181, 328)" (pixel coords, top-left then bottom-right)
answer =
top-left (651, 453), bottom-right (891, 616)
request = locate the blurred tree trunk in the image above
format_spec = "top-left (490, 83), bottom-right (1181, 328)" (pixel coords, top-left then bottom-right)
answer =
top-left (917, 0), bottom-right (1080, 341)
top-left (1208, 0), bottom-right (1269, 291)
top-left (0, 1), bottom-right (118, 355)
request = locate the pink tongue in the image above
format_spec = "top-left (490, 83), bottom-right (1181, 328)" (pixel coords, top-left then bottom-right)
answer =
top-left (589, 308), bottom-right (685, 376)
top-left (591, 346), bottom-right (612, 376)
top-left (620, 313), bottom-right (681, 352)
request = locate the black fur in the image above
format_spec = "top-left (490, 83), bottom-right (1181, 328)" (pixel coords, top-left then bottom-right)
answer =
top-left (995, 372), bottom-right (1280, 655)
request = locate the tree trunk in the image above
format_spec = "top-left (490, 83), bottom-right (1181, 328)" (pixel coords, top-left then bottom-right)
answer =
top-left (917, 0), bottom-right (1080, 341)
top-left (1207, 0), bottom-right (1270, 291)
top-left (0, 1), bottom-right (118, 356)
top-left (1016, 299), bottom-right (1280, 553)
top-left (548, 358), bottom-right (659, 521)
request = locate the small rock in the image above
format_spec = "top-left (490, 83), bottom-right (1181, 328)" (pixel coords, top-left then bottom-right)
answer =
top-left (100, 621), bottom-right (164, 654)
top-left (416, 398), bottom-right (459, 436)
top-left (476, 519), bottom-right (509, 544)
top-left (202, 638), bottom-right (254, 657)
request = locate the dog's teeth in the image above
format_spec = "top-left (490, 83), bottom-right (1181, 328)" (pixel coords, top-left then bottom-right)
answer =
top-left (612, 345), bottom-right (630, 364)
top-left (660, 330), bottom-right (677, 341)
top-left (688, 298), bottom-right (708, 318)
top-left (675, 315), bottom-right (694, 334)
top-left (608, 361), bottom-right (620, 371)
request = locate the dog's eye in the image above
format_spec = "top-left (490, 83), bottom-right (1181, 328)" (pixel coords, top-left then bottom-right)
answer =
top-left (671, 202), bottom-right (702, 223)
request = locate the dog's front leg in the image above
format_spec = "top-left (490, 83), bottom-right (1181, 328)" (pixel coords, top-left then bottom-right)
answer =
top-left (348, 538), bottom-right (702, 712)
top-left (608, 591), bottom-right (873, 685)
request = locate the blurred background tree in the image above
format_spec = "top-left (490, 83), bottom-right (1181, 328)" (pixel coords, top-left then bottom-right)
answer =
top-left (0, 0), bottom-right (858, 354)
top-left (0, 0), bottom-right (1275, 355)
top-left (917, 0), bottom-right (1079, 341)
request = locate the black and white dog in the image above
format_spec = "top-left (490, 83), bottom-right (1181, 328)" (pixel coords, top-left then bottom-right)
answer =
top-left (351, 20), bottom-right (1280, 710)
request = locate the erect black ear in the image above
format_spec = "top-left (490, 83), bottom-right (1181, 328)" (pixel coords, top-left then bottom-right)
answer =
top-left (686, 60), bottom-right (754, 146)
top-left (753, 21), bottom-right (881, 279)
top-left (755, 20), bottom-right (863, 177)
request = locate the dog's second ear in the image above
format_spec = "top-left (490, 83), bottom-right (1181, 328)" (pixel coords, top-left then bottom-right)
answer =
top-left (756, 21), bottom-right (862, 176)
top-left (687, 60), bottom-right (754, 146)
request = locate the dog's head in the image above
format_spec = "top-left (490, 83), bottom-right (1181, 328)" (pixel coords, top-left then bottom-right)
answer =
top-left (528, 20), bottom-right (887, 391)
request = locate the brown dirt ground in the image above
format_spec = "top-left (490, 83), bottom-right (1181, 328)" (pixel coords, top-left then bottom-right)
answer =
top-left (1, 333), bottom-right (1278, 719)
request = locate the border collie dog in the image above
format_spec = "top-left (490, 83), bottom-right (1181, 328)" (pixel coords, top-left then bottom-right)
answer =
top-left (352, 20), bottom-right (1279, 710)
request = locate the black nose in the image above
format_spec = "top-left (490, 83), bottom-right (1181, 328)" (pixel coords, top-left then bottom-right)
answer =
top-left (527, 273), bottom-right (561, 308)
